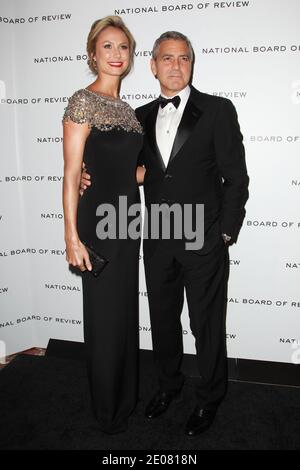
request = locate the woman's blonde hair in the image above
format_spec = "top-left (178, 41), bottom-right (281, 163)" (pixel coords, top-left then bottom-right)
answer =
top-left (87, 15), bottom-right (136, 77)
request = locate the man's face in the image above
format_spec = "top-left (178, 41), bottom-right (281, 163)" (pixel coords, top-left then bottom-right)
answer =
top-left (151, 39), bottom-right (192, 97)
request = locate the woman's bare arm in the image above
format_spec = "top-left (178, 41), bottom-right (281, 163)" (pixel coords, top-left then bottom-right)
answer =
top-left (63, 120), bottom-right (92, 271)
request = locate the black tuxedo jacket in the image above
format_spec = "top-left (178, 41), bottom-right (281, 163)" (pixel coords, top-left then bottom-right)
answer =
top-left (135, 85), bottom-right (249, 257)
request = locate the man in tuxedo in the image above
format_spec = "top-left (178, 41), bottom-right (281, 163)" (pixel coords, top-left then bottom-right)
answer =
top-left (81, 31), bottom-right (249, 436)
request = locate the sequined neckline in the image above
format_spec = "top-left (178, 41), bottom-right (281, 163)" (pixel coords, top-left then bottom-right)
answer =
top-left (84, 88), bottom-right (124, 105)
top-left (63, 88), bottom-right (143, 134)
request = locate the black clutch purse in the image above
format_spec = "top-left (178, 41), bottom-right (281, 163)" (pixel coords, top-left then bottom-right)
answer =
top-left (82, 241), bottom-right (108, 277)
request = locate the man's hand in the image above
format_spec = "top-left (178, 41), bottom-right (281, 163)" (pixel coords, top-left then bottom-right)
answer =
top-left (136, 165), bottom-right (146, 184)
top-left (80, 162), bottom-right (91, 196)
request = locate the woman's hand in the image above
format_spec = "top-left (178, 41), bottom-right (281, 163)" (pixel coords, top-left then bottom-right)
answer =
top-left (136, 165), bottom-right (146, 184)
top-left (65, 238), bottom-right (92, 272)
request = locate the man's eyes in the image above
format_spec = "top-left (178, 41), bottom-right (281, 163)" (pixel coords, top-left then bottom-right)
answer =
top-left (162, 56), bottom-right (190, 62)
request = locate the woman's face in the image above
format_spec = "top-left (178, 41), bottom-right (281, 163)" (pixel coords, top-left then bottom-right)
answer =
top-left (93, 26), bottom-right (130, 78)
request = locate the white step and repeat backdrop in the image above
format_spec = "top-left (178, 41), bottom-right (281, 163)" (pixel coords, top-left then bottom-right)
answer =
top-left (1, 0), bottom-right (300, 363)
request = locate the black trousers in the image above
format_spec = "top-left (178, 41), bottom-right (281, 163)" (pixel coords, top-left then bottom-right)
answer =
top-left (144, 239), bottom-right (229, 410)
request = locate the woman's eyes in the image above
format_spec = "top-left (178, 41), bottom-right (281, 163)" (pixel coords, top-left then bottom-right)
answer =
top-left (103, 44), bottom-right (129, 50)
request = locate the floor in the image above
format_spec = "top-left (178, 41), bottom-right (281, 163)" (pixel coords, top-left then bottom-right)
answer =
top-left (0, 347), bottom-right (46, 370)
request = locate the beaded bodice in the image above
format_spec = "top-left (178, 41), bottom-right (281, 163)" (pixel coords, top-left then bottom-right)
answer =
top-left (63, 88), bottom-right (143, 134)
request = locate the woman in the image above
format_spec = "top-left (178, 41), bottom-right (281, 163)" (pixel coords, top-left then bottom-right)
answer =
top-left (62, 16), bottom-right (144, 434)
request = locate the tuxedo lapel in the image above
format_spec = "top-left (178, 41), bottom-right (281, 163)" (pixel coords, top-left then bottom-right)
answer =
top-left (145, 101), bottom-right (166, 172)
top-left (167, 95), bottom-right (203, 167)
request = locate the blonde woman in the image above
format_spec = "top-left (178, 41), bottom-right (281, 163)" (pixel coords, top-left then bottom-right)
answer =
top-left (62, 16), bottom-right (144, 434)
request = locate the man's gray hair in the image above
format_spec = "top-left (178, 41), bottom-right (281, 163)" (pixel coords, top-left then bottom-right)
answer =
top-left (152, 31), bottom-right (194, 62)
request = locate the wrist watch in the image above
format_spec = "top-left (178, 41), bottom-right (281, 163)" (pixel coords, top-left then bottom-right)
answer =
top-left (222, 233), bottom-right (231, 243)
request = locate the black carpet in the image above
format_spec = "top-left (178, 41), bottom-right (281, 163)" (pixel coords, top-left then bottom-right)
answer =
top-left (0, 353), bottom-right (299, 450)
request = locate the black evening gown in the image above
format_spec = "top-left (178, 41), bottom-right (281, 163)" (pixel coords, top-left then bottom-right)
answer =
top-left (63, 89), bottom-right (143, 433)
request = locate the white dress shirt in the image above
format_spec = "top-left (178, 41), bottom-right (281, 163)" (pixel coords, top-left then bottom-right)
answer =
top-left (156, 85), bottom-right (191, 168)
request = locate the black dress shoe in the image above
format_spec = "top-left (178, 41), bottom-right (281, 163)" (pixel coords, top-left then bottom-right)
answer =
top-left (145, 390), bottom-right (181, 419)
top-left (185, 407), bottom-right (217, 436)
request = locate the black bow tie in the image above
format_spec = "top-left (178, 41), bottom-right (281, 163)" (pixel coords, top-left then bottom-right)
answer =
top-left (158, 95), bottom-right (181, 109)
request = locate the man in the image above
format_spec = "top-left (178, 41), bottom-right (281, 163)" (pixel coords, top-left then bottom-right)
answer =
top-left (81, 31), bottom-right (249, 436)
